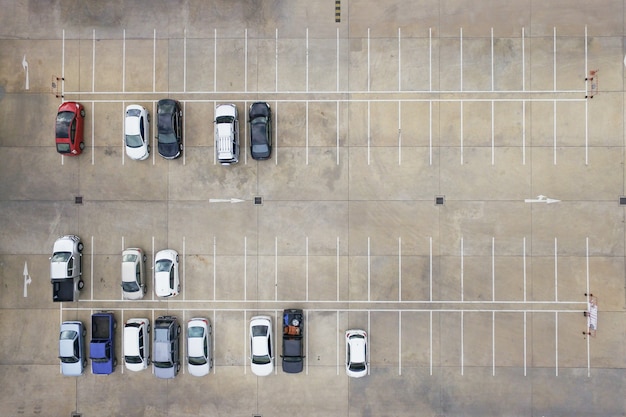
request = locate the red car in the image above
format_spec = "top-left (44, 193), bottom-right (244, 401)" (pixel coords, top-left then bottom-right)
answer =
top-left (55, 101), bottom-right (85, 155)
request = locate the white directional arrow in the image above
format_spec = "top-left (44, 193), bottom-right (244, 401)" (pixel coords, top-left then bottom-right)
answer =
top-left (209, 198), bottom-right (245, 204)
top-left (22, 55), bottom-right (29, 90)
top-left (524, 195), bottom-right (560, 204)
top-left (23, 261), bottom-right (32, 298)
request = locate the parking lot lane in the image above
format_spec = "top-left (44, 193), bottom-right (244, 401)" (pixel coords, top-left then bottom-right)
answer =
top-left (0, 308), bottom-right (58, 364)
top-left (0, 365), bottom-right (77, 417)
top-left (440, 367), bottom-right (531, 416)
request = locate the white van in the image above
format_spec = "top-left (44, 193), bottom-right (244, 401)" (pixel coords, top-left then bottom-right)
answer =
top-left (215, 104), bottom-right (239, 165)
top-left (124, 318), bottom-right (150, 371)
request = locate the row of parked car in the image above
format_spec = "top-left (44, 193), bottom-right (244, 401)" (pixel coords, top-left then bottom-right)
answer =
top-left (60, 312), bottom-right (368, 378)
top-left (54, 100), bottom-right (273, 162)
top-left (53, 235), bottom-right (368, 378)
top-left (49, 235), bottom-right (179, 302)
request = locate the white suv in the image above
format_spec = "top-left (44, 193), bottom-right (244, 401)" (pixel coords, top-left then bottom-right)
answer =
top-left (124, 318), bottom-right (150, 371)
top-left (215, 104), bottom-right (239, 165)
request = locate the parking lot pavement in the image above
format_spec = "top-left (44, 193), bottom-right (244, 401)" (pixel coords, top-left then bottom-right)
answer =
top-left (2, 1), bottom-right (626, 416)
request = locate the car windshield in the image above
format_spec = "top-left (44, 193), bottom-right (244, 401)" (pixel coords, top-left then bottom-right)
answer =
top-left (56, 111), bottom-right (73, 138)
top-left (188, 326), bottom-right (204, 338)
top-left (51, 252), bottom-right (71, 262)
top-left (60, 330), bottom-right (77, 340)
top-left (125, 355), bottom-right (142, 364)
top-left (60, 355), bottom-right (78, 364)
top-left (155, 259), bottom-right (172, 272)
top-left (349, 362), bottom-right (366, 371)
top-left (125, 134), bottom-right (143, 148)
top-left (216, 115), bottom-right (234, 124)
top-left (153, 360), bottom-right (173, 368)
top-left (126, 109), bottom-right (140, 117)
top-left (252, 353), bottom-right (271, 365)
top-left (56, 143), bottom-right (71, 153)
top-left (251, 325), bottom-right (268, 337)
top-left (122, 253), bottom-right (138, 263)
top-left (189, 356), bottom-right (207, 365)
top-left (122, 281), bottom-right (140, 292)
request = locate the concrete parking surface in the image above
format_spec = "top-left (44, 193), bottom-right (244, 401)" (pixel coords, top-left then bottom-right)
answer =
top-left (1, 1), bottom-right (626, 416)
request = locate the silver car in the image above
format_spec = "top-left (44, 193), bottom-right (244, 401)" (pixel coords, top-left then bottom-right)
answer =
top-left (121, 248), bottom-right (147, 300)
top-left (153, 316), bottom-right (181, 379)
top-left (59, 321), bottom-right (87, 376)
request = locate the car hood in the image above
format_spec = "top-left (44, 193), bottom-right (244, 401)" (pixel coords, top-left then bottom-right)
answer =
top-left (126, 144), bottom-right (148, 160)
top-left (188, 363), bottom-right (210, 377)
top-left (251, 361), bottom-right (273, 376)
top-left (282, 358), bottom-right (304, 373)
top-left (51, 261), bottom-right (69, 279)
top-left (154, 365), bottom-right (176, 379)
top-left (158, 142), bottom-right (179, 158)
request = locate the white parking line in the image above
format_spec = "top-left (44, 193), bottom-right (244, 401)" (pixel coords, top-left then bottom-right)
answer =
top-left (553, 27), bottom-right (557, 91)
top-left (153, 29), bottom-right (156, 92)
top-left (459, 27), bottom-right (463, 91)
top-left (182, 237), bottom-right (186, 300)
top-left (305, 236), bottom-right (309, 301)
top-left (121, 102), bottom-right (125, 165)
top-left (555, 311), bottom-right (559, 376)
top-left (460, 310), bottom-right (464, 375)
top-left (523, 311), bottom-right (527, 376)
top-left (584, 26), bottom-right (589, 165)
top-left (183, 101), bottom-right (186, 165)
top-left (244, 236), bottom-right (247, 301)
top-left (213, 236), bottom-right (216, 301)
top-left (61, 29), bottom-right (65, 85)
top-left (336, 28), bottom-right (339, 92)
top-left (152, 101), bottom-right (156, 165)
top-left (367, 101), bottom-right (371, 165)
top-left (336, 237), bottom-right (340, 301)
top-left (586, 237), bottom-right (590, 376)
top-left (490, 28), bottom-right (494, 91)
top-left (491, 100), bottom-right (495, 165)
top-left (275, 102), bottom-right (278, 165)
top-left (429, 101), bottom-right (432, 165)
top-left (367, 28), bottom-right (370, 92)
top-left (274, 309), bottom-right (279, 375)
top-left (553, 100), bottom-right (557, 165)
top-left (243, 310), bottom-right (247, 374)
top-left (181, 310), bottom-right (186, 374)
top-left (183, 28), bottom-right (187, 93)
top-left (92, 29), bottom-right (96, 92)
top-left (398, 28), bottom-right (402, 91)
top-left (151, 236), bottom-right (155, 301)
top-left (306, 28), bottom-right (309, 92)
top-left (460, 101), bottom-right (464, 164)
top-left (367, 310), bottom-right (371, 375)
top-left (91, 103), bottom-right (95, 165)
top-left (336, 311), bottom-right (339, 375)
top-left (90, 236), bottom-right (94, 300)
top-left (398, 310), bottom-right (402, 375)
top-left (398, 101), bottom-right (402, 165)
top-left (492, 311), bottom-right (495, 376)
top-left (214, 29), bottom-right (217, 92)
top-left (121, 309), bottom-right (125, 374)
top-left (492, 237), bottom-right (495, 301)
top-left (367, 237), bottom-right (371, 302)
top-left (429, 311), bottom-right (433, 375)
top-left (306, 101), bottom-right (309, 165)
top-left (429, 28), bottom-right (433, 91)
top-left (336, 101), bottom-right (339, 165)
top-left (554, 238), bottom-right (558, 301)
top-left (305, 309), bottom-right (309, 375)
top-left (523, 237), bottom-right (527, 302)
top-left (398, 237), bottom-right (402, 301)
top-left (521, 27), bottom-right (526, 91)
top-left (460, 237), bottom-right (464, 302)
top-left (122, 29), bottom-right (126, 93)
top-left (429, 237), bottom-right (433, 301)
top-left (522, 101), bottom-right (526, 164)
top-left (213, 310), bottom-right (217, 374)
top-left (275, 29), bottom-right (278, 92)
top-left (275, 237), bottom-right (278, 301)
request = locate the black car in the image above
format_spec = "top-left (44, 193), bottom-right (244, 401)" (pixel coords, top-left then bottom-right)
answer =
top-left (249, 102), bottom-right (272, 160)
top-left (156, 99), bottom-right (183, 159)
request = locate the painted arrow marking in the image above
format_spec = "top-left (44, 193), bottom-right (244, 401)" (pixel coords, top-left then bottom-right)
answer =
top-left (524, 195), bottom-right (560, 204)
top-left (209, 198), bottom-right (245, 203)
top-left (22, 55), bottom-right (29, 90)
top-left (23, 261), bottom-right (32, 297)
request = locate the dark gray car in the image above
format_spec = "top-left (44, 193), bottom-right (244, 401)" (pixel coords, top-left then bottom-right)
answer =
top-left (153, 316), bottom-right (181, 379)
top-left (249, 102), bottom-right (272, 160)
top-left (156, 99), bottom-right (183, 159)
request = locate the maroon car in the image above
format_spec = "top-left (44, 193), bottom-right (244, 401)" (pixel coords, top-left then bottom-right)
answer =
top-left (55, 101), bottom-right (85, 155)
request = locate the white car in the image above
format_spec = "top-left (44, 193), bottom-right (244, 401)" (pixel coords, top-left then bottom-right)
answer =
top-left (59, 321), bottom-right (86, 376)
top-left (187, 318), bottom-right (212, 377)
top-left (154, 249), bottom-right (180, 298)
top-left (121, 248), bottom-right (147, 300)
top-left (345, 329), bottom-right (368, 378)
top-left (124, 318), bottom-right (150, 371)
top-left (250, 316), bottom-right (273, 376)
top-left (124, 104), bottom-right (150, 160)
